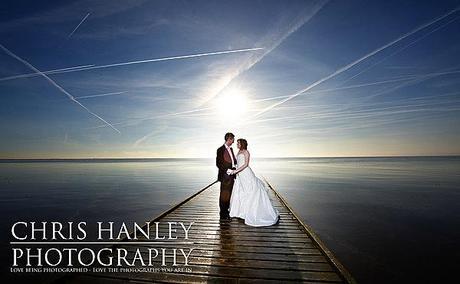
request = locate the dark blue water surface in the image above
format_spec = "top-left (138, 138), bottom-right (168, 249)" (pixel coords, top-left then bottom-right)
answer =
top-left (1, 157), bottom-right (459, 283)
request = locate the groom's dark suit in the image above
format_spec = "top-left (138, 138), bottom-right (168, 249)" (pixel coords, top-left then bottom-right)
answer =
top-left (216, 144), bottom-right (237, 218)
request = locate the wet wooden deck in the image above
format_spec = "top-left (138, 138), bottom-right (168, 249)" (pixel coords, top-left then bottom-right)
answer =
top-left (60, 181), bottom-right (355, 283)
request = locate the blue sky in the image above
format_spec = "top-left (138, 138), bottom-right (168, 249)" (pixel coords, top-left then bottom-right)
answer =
top-left (1, 0), bottom-right (460, 158)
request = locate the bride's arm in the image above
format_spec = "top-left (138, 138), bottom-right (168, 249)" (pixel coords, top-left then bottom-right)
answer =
top-left (233, 151), bottom-right (250, 174)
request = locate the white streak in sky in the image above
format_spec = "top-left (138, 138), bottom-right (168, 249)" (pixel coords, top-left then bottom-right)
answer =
top-left (253, 76), bottom-right (418, 102)
top-left (0, 64), bottom-right (95, 82)
top-left (163, 1), bottom-right (328, 123)
top-left (78, 47), bottom-right (264, 70)
top-left (75, 91), bottom-right (127, 99)
top-left (0, 47), bottom-right (264, 82)
top-left (242, 69), bottom-right (460, 104)
top-left (0, 43), bottom-right (120, 133)
top-left (340, 15), bottom-right (460, 85)
top-left (245, 100), bottom-right (460, 129)
top-left (88, 106), bottom-right (215, 130)
top-left (68, 12), bottom-right (91, 38)
top-left (360, 67), bottom-right (460, 102)
top-left (249, 69), bottom-right (460, 121)
top-left (197, 0), bottom-right (329, 106)
top-left (254, 6), bottom-right (460, 117)
top-left (133, 123), bottom-right (168, 147)
top-left (89, 69), bottom-right (460, 129)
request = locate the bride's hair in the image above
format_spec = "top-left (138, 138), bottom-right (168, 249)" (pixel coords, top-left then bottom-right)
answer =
top-left (237, 139), bottom-right (248, 150)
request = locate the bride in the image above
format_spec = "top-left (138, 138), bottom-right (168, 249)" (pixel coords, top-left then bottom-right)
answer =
top-left (229, 139), bottom-right (280, 226)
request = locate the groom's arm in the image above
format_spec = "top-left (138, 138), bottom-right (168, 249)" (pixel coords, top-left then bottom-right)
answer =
top-left (216, 148), bottom-right (225, 170)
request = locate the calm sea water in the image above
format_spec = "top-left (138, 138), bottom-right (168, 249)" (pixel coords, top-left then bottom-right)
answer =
top-left (0, 157), bottom-right (459, 283)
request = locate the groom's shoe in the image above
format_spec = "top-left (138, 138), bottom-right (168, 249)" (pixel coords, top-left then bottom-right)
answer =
top-left (220, 215), bottom-right (231, 220)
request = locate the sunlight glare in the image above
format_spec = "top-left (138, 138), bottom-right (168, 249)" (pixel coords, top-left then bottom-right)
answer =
top-left (215, 86), bottom-right (249, 120)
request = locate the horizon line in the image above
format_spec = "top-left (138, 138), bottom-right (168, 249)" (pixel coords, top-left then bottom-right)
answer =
top-left (1, 154), bottom-right (459, 161)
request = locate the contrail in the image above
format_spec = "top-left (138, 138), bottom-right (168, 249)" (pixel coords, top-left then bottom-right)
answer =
top-left (196, 0), bottom-right (329, 107)
top-left (89, 69), bottom-right (460, 130)
top-left (250, 67), bottom-right (460, 125)
top-left (0, 43), bottom-right (120, 133)
top-left (0, 64), bottom-right (95, 82)
top-left (75, 91), bottom-right (127, 99)
top-left (245, 100), bottom-right (460, 128)
top-left (133, 123), bottom-right (168, 148)
top-left (68, 12), bottom-right (91, 38)
top-left (92, 1), bottom-right (328, 129)
top-left (340, 14), bottom-right (460, 85)
top-left (250, 69), bottom-right (460, 118)
top-left (88, 106), bottom-right (215, 130)
top-left (0, 47), bottom-right (264, 82)
top-left (253, 6), bottom-right (460, 117)
top-left (242, 69), bottom-right (460, 104)
top-left (252, 76), bottom-right (419, 102)
top-left (67, 47), bottom-right (264, 72)
top-left (360, 66), bottom-right (460, 102)
top-left (255, 94), bottom-right (460, 120)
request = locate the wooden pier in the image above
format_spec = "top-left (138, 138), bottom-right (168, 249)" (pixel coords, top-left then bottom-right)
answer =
top-left (60, 180), bottom-right (355, 283)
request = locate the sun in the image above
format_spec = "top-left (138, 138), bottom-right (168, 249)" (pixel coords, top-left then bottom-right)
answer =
top-left (214, 86), bottom-right (249, 120)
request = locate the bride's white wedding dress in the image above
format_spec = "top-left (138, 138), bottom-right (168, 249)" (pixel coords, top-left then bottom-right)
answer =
top-left (229, 152), bottom-right (279, 226)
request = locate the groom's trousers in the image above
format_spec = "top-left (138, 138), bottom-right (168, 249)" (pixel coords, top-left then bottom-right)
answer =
top-left (219, 178), bottom-right (234, 218)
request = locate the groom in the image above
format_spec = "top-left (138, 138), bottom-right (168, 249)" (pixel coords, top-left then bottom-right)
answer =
top-left (216, 132), bottom-right (237, 220)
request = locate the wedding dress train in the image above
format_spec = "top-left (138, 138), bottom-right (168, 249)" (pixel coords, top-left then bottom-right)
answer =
top-left (229, 153), bottom-right (279, 226)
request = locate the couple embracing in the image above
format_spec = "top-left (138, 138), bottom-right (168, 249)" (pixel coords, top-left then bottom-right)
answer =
top-left (216, 132), bottom-right (280, 226)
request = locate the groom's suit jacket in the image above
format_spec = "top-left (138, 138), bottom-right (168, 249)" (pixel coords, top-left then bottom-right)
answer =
top-left (216, 145), bottom-right (237, 182)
